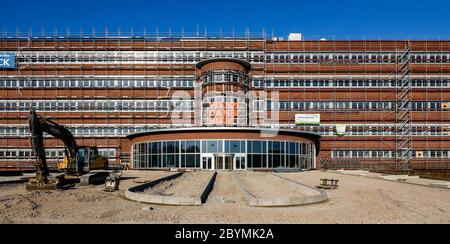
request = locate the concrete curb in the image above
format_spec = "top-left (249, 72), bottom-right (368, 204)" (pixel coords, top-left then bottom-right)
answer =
top-left (233, 172), bottom-right (328, 207)
top-left (272, 173), bottom-right (329, 203)
top-left (200, 172), bottom-right (218, 204)
top-left (430, 182), bottom-right (450, 189)
top-left (125, 172), bottom-right (217, 206)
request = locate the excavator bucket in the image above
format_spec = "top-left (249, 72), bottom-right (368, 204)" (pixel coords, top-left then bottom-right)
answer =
top-left (25, 178), bottom-right (63, 191)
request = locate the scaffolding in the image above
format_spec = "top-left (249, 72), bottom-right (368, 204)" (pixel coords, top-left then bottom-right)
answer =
top-left (395, 43), bottom-right (413, 172)
top-left (0, 30), bottom-right (449, 176)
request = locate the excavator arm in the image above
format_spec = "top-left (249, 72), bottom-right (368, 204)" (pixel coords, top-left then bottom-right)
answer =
top-left (29, 110), bottom-right (78, 183)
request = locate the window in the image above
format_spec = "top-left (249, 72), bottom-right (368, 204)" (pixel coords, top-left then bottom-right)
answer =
top-left (132, 140), bottom-right (315, 170)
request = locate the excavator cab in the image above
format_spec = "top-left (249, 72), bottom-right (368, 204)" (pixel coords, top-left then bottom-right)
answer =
top-left (58, 146), bottom-right (108, 174)
top-left (77, 146), bottom-right (108, 173)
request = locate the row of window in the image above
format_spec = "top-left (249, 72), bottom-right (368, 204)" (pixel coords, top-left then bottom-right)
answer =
top-left (18, 51), bottom-right (255, 61)
top-left (253, 79), bottom-right (450, 88)
top-left (132, 140), bottom-right (315, 169)
top-left (0, 100), bottom-right (447, 113)
top-left (133, 140), bottom-right (309, 155)
top-left (332, 150), bottom-right (450, 159)
top-left (265, 53), bottom-right (449, 64)
top-left (132, 140), bottom-right (312, 156)
top-left (1, 78), bottom-right (449, 89)
top-left (0, 79), bottom-right (195, 88)
top-left (15, 51), bottom-right (450, 64)
top-left (0, 125), bottom-right (448, 137)
top-left (198, 71), bottom-right (249, 85)
top-left (294, 125), bottom-right (450, 136)
top-left (0, 148), bottom-right (116, 160)
top-left (255, 101), bottom-right (449, 112)
top-left (0, 100), bottom-right (194, 112)
top-left (0, 125), bottom-right (179, 137)
top-left (246, 154), bottom-right (313, 169)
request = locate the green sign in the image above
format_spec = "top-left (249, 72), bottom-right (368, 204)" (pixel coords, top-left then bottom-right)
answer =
top-left (336, 124), bottom-right (347, 136)
top-left (295, 114), bottom-right (321, 125)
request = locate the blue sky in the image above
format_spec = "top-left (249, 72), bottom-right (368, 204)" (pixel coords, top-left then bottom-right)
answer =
top-left (1, 0), bottom-right (450, 39)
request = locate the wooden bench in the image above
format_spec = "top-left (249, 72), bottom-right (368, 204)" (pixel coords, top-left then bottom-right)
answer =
top-left (318, 179), bottom-right (340, 190)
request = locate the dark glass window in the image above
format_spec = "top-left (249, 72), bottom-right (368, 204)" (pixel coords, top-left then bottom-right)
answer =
top-left (289, 142), bottom-right (296, 155)
top-left (253, 141), bottom-right (262, 154)
top-left (186, 155), bottom-right (196, 168)
top-left (207, 140), bottom-right (218, 153)
top-left (273, 155), bottom-right (281, 168)
top-left (167, 155), bottom-right (177, 168)
top-left (180, 141), bottom-right (186, 153)
top-left (181, 155), bottom-right (186, 168)
top-left (253, 154), bottom-right (264, 168)
top-left (273, 142), bottom-right (281, 154)
top-left (262, 141), bottom-right (267, 153)
top-left (152, 142), bottom-right (160, 154)
top-left (166, 141), bottom-right (177, 154)
top-left (186, 141), bottom-right (199, 153)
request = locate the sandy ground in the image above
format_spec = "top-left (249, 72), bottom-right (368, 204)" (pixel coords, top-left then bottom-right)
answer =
top-left (334, 170), bottom-right (450, 187)
top-left (1, 170), bottom-right (450, 224)
top-left (237, 172), bottom-right (302, 198)
top-left (145, 172), bottom-right (213, 197)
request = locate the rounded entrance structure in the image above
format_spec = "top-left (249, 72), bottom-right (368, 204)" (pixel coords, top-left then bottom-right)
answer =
top-left (128, 128), bottom-right (320, 171)
top-left (196, 58), bottom-right (251, 127)
top-left (126, 58), bottom-right (322, 171)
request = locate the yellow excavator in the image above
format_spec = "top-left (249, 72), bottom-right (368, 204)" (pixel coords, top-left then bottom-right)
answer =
top-left (27, 110), bottom-right (108, 190)
top-left (57, 146), bottom-right (107, 173)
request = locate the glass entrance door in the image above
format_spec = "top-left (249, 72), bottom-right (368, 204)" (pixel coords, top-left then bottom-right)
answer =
top-left (215, 155), bottom-right (224, 170)
top-left (214, 154), bottom-right (234, 171)
top-left (234, 154), bottom-right (247, 171)
top-left (202, 155), bottom-right (214, 170)
top-left (225, 155), bottom-right (234, 170)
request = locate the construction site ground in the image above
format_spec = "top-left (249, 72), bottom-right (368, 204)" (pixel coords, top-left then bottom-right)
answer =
top-left (144, 171), bottom-right (213, 197)
top-left (1, 170), bottom-right (450, 224)
top-left (236, 172), bottom-right (305, 199)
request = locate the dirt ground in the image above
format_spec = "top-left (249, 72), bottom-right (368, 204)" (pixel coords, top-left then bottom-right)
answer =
top-left (145, 172), bottom-right (213, 197)
top-left (237, 172), bottom-right (303, 198)
top-left (1, 170), bottom-right (450, 224)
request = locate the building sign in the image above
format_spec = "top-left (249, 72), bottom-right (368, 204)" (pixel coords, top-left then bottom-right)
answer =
top-left (0, 52), bottom-right (16, 69)
top-left (295, 114), bottom-right (321, 125)
top-left (336, 124), bottom-right (347, 137)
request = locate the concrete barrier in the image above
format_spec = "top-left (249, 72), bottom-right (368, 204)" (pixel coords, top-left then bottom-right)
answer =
top-left (334, 170), bottom-right (370, 176)
top-left (430, 182), bottom-right (450, 189)
top-left (125, 172), bottom-right (217, 206)
top-left (233, 172), bottom-right (328, 207)
top-left (200, 172), bottom-right (218, 204)
top-left (377, 175), bottom-right (420, 181)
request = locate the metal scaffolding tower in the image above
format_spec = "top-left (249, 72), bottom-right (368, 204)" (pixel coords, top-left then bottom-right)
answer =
top-left (395, 42), bottom-right (413, 172)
